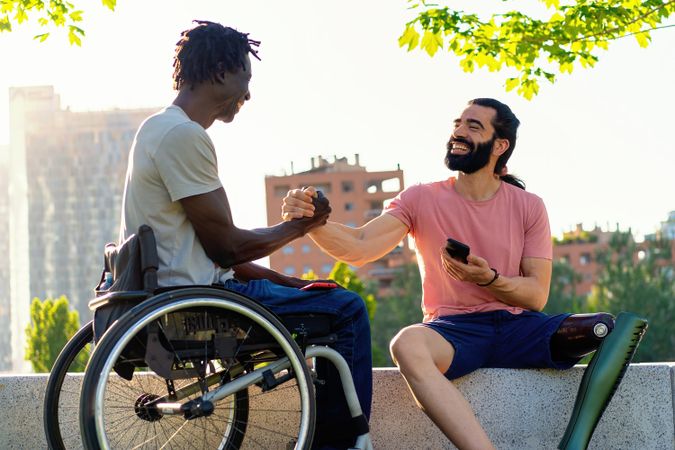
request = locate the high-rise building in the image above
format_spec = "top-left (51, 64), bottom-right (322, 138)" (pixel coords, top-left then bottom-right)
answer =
top-left (265, 155), bottom-right (414, 291)
top-left (5, 86), bottom-right (157, 371)
top-left (0, 144), bottom-right (10, 370)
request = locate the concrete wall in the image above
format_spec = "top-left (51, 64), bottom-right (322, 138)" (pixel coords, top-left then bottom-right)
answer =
top-left (1, 364), bottom-right (673, 449)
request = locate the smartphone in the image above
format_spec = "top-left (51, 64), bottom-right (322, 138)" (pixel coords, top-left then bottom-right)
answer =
top-left (446, 238), bottom-right (470, 264)
top-left (300, 281), bottom-right (339, 291)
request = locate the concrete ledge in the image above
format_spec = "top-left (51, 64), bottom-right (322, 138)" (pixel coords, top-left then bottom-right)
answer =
top-left (1, 364), bottom-right (673, 449)
top-left (371, 364), bottom-right (675, 450)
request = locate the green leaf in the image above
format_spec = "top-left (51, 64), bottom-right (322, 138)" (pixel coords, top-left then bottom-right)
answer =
top-left (635, 32), bottom-right (651, 48)
top-left (505, 77), bottom-right (519, 92)
top-left (69, 9), bottom-right (83, 22)
top-left (34, 32), bottom-right (50, 42)
top-left (68, 26), bottom-right (81, 45)
top-left (0, 17), bottom-right (12, 32)
top-left (550, 12), bottom-right (565, 22)
top-left (14, 6), bottom-right (28, 24)
top-left (101, 0), bottom-right (116, 11)
top-left (560, 62), bottom-right (574, 74)
top-left (398, 26), bottom-right (420, 51)
top-left (420, 29), bottom-right (443, 57)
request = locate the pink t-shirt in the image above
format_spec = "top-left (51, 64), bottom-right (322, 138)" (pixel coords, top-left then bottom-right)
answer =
top-left (385, 177), bottom-right (552, 321)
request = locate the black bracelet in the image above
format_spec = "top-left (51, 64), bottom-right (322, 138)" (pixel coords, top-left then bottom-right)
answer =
top-left (477, 268), bottom-right (499, 287)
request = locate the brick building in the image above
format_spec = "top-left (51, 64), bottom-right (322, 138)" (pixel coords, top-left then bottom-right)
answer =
top-left (553, 218), bottom-right (675, 296)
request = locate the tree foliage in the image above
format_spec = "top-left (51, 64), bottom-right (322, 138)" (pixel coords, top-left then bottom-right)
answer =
top-left (328, 261), bottom-right (378, 321)
top-left (25, 295), bottom-right (84, 372)
top-left (370, 263), bottom-right (424, 366)
top-left (400, 0), bottom-right (675, 99)
top-left (589, 232), bottom-right (674, 362)
top-left (543, 259), bottom-right (596, 315)
top-left (0, 0), bottom-right (116, 45)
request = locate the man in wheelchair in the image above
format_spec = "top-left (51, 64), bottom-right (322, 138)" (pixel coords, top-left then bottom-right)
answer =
top-left (282, 98), bottom-right (647, 449)
top-left (102, 20), bottom-right (372, 450)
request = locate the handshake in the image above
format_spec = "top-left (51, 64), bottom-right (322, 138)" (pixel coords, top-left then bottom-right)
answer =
top-left (282, 186), bottom-right (331, 233)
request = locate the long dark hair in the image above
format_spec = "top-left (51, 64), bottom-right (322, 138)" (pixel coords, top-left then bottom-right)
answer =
top-left (172, 20), bottom-right (260, 90)
top-left (468, 98), bottom-right (525, 190)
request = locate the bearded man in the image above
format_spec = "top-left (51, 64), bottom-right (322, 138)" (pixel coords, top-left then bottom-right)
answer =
top-left (281, 98), bottom-right (646, 450)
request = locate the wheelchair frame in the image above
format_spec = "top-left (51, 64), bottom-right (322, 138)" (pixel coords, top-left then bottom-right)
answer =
top-left (46, 286), bottom-right (373, 450)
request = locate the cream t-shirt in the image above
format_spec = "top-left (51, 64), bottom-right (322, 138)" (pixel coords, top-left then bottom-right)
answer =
top-left (120, 105), bottom-right (233, 286)
top-left (385, 177), bottom-right (552, 321)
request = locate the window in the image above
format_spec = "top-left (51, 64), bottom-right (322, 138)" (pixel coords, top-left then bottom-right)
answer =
top-left (559, 254), bottom-right (570, 263)
top-left (314, 183), bottom-right (332, 194)
top-left (274, 185), bottom-right (291, 197)
top-left (284, 266), bottom-right (296, 275)
top-left (381, 177), bottom-right (401, 192)
top-left (303, 266), bottom-right (312, 274)
top-left (341, 181), bottom-right (354, 193)
top-left (345, 202), bottom-right (354, 211)
top-left (321, 263), bottom-right (333, 273)
top-left (301, 244), bottom-right (311, 254)
top-left (282, 245), bottom-right (294, 255)
top-left (580, 253), bottom-right (591, 265)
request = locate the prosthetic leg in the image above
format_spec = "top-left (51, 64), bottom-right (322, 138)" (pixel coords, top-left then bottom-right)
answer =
top-left (552, 312), bottom-right (648, 450)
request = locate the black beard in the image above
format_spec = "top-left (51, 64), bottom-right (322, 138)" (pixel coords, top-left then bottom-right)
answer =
top-left (445, 135), bottom-right (496, 174)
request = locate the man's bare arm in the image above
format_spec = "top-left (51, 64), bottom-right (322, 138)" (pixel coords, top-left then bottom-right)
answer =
top-left (232, 262), bottom-right (308, 288)
top-left (181, 187), bottom-right (330, 269)
top-left (308, 215), bottom-right (409, 267)
top-left (282, 187), bottom-right (409, 266)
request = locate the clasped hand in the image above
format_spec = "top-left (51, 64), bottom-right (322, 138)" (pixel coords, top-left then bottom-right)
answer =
top-left (282, 186), bottom-right (330, 230)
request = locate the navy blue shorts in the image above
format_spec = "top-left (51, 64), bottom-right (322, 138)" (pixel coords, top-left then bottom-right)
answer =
top-left (422, 310), bottom-right (580, 380)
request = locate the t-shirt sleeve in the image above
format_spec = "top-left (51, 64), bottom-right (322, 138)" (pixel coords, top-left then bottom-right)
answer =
top-left (523, 196), bottom-right (553, 260)
top-left (152, 123), bottom-right (223, 202)
top-left (384, 185), bottom-right (418, 236)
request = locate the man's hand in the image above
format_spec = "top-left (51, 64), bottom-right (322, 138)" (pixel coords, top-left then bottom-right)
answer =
top-left (282, 187), bottom-right (317, 221)
top-left (440, 246), bottom-right (495, 285)
top-left (283, 186), bottom-right (331, 234)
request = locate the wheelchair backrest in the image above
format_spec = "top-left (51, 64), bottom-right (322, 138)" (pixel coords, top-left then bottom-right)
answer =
top-left (92, 224), bottom-right (158, 342)
top-left (97, 224), bottom-right (159, 293)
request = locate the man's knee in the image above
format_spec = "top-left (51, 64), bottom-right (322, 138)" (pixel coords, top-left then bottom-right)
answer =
top-left (390, 326), bottom-right (443, 373)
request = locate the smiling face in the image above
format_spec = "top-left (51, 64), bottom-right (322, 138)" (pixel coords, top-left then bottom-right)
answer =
top-left (214, 54), bottom-right (252, 123)
top-left (445, 104), bottom-right (502, 174)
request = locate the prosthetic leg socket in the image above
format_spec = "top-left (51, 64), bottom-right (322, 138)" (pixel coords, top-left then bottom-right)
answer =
top-left (558, 312), bottom-right (647, 450)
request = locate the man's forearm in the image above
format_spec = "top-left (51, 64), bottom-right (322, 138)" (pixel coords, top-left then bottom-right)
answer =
top-left (216, 221), bottom-right (310, 268)
top-left (483, 274), bottom-right (549, 311)
top-left (232, 262), bottom-right (305, 288)
top-left (307, 222), bottom-right (369, 266)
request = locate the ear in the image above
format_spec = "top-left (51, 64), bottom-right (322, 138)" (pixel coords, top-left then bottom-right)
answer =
top-left (214, 71), bottom-right (227, 84)
top-left (492, 138), bottom-right (510, 157)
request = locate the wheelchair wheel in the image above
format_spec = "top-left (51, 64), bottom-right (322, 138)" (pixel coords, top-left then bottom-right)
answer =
top-left (79, 287), bottom-right (315, 449)
top-left (44, 320), bottom-right (94, 450)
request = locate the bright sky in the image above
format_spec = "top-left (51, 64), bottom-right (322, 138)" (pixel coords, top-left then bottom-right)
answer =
top-left (1, 0), bottom-right (674, 241)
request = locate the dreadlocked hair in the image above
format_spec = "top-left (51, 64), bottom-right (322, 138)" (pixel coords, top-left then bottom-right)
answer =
top-left (172, 20), bottom-right (261, 90)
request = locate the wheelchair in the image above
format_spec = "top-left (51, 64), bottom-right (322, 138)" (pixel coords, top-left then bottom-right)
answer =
top-left (44, 225), bottom-right (373, 450)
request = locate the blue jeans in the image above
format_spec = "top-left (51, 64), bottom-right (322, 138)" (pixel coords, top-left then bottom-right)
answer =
top-left (224, 279), bottom-right (372, 449)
